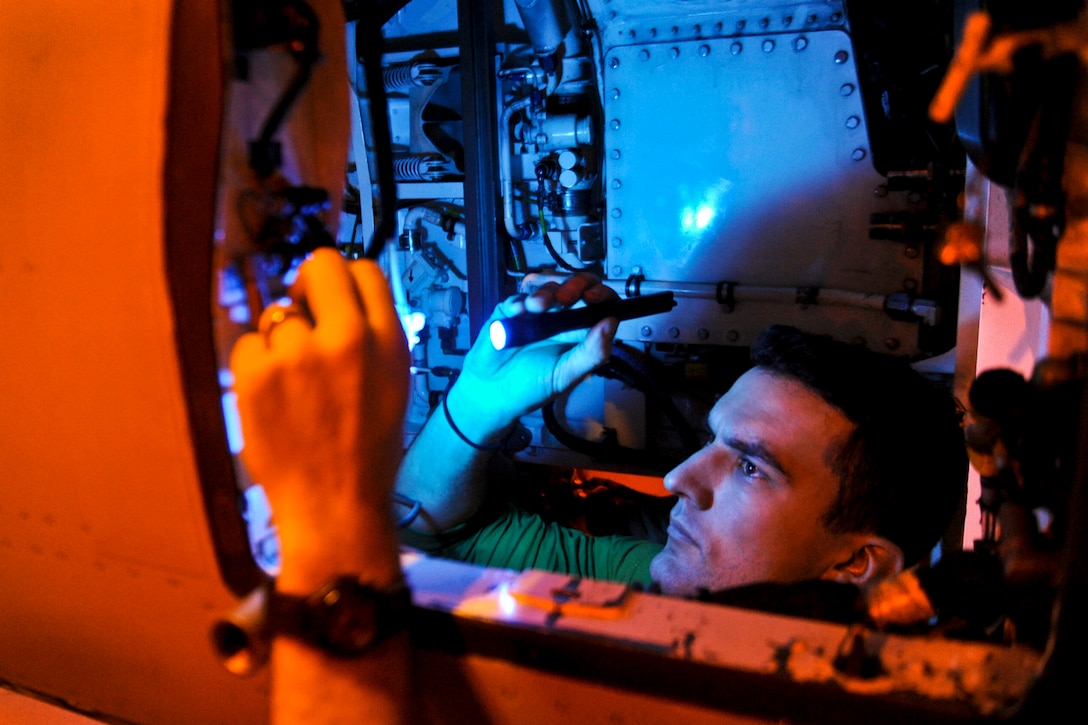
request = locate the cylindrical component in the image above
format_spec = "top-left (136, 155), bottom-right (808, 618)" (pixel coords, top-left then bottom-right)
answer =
top-left (424, 287), bottom-right (464, 327)
top-left (560, 189), bottom-right (591, 214)
top-left (514, 0), bottom-right (571, 58)
top-left (490, 292), bottom-right (677, 350)
top-left (537, 114), bottom-right (592, 150)
top-left (557, 149), bottom-right (580, 169)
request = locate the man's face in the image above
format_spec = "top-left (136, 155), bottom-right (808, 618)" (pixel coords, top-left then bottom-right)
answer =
top-left (650, 368), bottom-right (858, 596)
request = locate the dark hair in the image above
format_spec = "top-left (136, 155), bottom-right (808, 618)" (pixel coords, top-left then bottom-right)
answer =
top-left (750, 325), bottom-right (967, 567)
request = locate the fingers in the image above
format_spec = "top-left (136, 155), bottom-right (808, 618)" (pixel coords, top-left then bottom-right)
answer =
top-left (524, 272), bottom-right (616, 313)
top-left (289, 248), bottom-right (364, 338)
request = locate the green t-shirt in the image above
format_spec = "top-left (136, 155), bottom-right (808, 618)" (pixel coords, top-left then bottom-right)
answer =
top-left (400, 503), bottom-right (662, 587)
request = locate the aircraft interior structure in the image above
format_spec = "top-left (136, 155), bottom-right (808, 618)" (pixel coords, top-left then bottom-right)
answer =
top-left (2, 0), bottom-right (1088, 722)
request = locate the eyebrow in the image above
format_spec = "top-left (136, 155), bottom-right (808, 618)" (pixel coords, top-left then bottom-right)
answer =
top-left (722, 436), bottom-right (790, 478)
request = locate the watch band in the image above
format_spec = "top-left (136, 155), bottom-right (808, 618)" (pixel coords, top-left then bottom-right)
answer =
top-left (269, 575), bottom-right (412, 657)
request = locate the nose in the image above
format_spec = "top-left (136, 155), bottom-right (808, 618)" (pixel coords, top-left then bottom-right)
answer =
top-left (663, 447), bottom-right (714, 510)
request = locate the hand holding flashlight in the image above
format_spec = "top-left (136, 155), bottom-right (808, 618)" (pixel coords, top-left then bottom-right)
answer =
top-left (489, 291), bottom-right (677, 350)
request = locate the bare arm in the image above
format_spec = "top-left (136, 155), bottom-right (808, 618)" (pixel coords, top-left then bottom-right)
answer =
top-left (395, 273), bottom-right (619, 533)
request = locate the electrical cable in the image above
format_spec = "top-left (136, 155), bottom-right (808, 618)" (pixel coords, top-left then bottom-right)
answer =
top-left (541, 343), bottom-right (700, 470)
top-left (352, 4), bottom-right (399, 260)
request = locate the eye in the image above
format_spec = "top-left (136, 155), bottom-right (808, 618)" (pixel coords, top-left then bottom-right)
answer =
top-left (736, 457), bottom-right (763, 480)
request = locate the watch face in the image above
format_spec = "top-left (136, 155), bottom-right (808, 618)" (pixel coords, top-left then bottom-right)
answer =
top-left (318, 585), bottom-right (379, 654)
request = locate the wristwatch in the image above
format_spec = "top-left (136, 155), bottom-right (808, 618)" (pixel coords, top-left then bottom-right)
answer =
top-left (269, 575), bottom-right (412, 657)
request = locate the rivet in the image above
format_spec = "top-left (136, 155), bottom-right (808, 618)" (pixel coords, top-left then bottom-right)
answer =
top-left (671, 26), bottom-right (679, 35)
top-left (840, 83), bottom-right (855, 96)
top-left (904, 246), bottom-right (920, 260)
top-left (726, 330), bottom-right (740, 343)
top-left (908, 191), bottom-right (923, 204)
top-left (834, 50), bottom-right (850, 64)
top-left (903, 278), bottom-right (918, 291)
top-left (694, 24), bottom-right (702, 36)
top-left (611, 208), bottom-right (623, 218)
top-left (613, 266), bottom-right (623, 277)
top-left (699, 44), bottom-right (711, 57)
top-left (874, 185), bottom-right (888, 197)
top-left (669, 47), bottom-right (680, 59)
top-left (632, 265), bottom-right (643, 275)
top-left (806, 14), bottom-right (818, 24)
top-left (697, 328), bottom-right (710, 340)
top-left (612, 237), bottom-right (623, 248)
top-left (759, 17), bottom-right (770, 29)
top-left (830, 13), bottom-right (842, 23)
top-left (609, 88), bottom-right (620, 99)
top-left (638, 49), bottom-right (650, 61)
top-left (845, 115), bottom-right (860, 129)
top-left (640, 326), bottom-right (653, 337)
top-left (793, 36), bottom-right (808, 51)
top-left (650, 27), bottom-right (657, 38)
top-left (628, 29), bottom-right (637, 39)
top-left (714, 22), bottom-right (723, 33)
top-left (611, 178), bottom-right (622, 189)
top-left (884, 337), bottom-right (901, 351)
top-left (609, 119), bottom-right (621, 130)
top-left (783, 15), bottom-right (793, 27)
top-left (730, 41), bottom-right (743, 55)
top-left (851, 148), bottom-right (867, 161)
top-left (609, 57), bottom-right (620, 69)
top-left (610, 149), bottom-right (621, 160)
top-left (762, 39), bottom-right (775, 52)
top-left (668, 327), bottom-right (680, 339)
top-left (736, 20), bottom-right (746, 31)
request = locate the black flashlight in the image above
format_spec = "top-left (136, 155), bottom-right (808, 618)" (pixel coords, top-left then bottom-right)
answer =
top-left (489, 291), bottom-right (677, 350)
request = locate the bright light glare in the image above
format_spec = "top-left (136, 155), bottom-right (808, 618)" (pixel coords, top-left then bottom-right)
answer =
top-left (489, 320), bottom-right (508, 350)
top-left (679, 179), bottom-right (731, 236)
top-left (497, 582), bottom-right (517, 617)
top-left (401, 311), bottom-right (426, 351)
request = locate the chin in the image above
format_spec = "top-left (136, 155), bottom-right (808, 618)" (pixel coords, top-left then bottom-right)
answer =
top-left (649, 552), bottom-right (698, 597)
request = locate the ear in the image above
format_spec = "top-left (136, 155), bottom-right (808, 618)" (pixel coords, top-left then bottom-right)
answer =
top-left (821, 536), bottom-right (904, 586)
